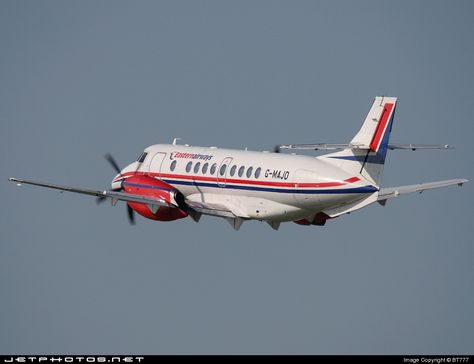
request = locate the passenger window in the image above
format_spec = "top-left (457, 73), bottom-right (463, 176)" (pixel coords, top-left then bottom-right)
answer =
top-left (210, 163), bottom-right (217, 175)
top-left (219, 164), bottom-right (227, 176)
top-left (186, 161), bottom-right (193, 173)
top-left (194, 162), bottom-right (201, 173)
top-left (170, 160), bottom-right (177, 171)
top-left (137, 152), bottom-right (148, 163)
top-left (230, 165), bottom-right (237, 177)
top-left (255, 167), bottom-right (261, 178)
top-left (246, 166), bottom-right (253, 178)
top-left (238, 166), bottom-right (245, 177)
top-left (202, 163), bottom-right (209, 174)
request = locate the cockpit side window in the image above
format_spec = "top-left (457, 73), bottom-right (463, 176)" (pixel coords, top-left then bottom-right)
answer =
top-left (137, 152), bottom-right (148, 163)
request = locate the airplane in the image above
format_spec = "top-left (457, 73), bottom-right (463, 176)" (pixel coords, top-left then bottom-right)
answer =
top-left (9, 96), bottom-right (468, 230)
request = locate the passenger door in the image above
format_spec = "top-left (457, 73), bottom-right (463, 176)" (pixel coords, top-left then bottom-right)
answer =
top-left (217, 157), bottom-right (233, 187)
top-left (148, 152), bottom-right (167, 175)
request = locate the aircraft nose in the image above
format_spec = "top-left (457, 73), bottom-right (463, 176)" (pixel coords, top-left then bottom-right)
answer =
top-left (111, 173), bottom-right (123, 190)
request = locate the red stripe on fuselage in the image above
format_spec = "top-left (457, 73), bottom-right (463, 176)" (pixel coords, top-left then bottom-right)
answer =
top-left (114, 171), bottom-right (360, 188)
top-left (370, 103), bottom-right (394, 152)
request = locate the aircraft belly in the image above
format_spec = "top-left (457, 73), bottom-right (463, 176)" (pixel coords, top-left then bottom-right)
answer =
top-left (186, 191), bottom-right (307, 222)
top-left (311, 193), bottom-right (364, 210)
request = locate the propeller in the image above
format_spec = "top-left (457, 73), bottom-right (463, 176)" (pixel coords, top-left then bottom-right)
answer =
top-left (98, 152), bottom-right (136, 224)
top-left (105, 153), bottom-right (121, 174)
top-left (127, 205), bottom-right (136, 225)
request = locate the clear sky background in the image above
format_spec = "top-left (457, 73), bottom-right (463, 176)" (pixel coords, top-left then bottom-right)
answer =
top-left (1, 0), bottom-right (473, 354)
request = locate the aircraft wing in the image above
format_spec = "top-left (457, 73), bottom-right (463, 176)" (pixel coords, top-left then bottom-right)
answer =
top-left (377, 179), bottom-right (468, 205)
top-left (8, 177), bottom-right (175, 208)
top-left (9, 177), bottom-right (242, 219)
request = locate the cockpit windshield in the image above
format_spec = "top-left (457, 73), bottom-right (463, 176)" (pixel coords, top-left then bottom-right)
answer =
top-left (137, 152), bottom-right (148, 163)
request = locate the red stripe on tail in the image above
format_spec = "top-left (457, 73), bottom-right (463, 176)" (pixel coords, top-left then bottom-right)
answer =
top-left (369, 103), bottom-right (394, 152)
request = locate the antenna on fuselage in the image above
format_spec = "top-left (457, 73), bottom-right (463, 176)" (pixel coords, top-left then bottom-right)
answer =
top-left (172, 137), bottom-right (182, 145)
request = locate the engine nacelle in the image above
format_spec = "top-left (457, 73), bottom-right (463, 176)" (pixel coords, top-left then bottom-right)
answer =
top-left (122, 175), bottom-right (188, 221)
top-left (294, 212), bottom-right (332, 226)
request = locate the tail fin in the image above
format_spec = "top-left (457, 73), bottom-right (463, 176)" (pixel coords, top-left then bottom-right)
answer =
top-left (320, 96), bottom-right (397, 186)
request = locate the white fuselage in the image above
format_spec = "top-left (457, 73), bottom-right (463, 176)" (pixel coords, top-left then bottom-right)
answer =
top-left (9, 96), bottom-right (467, 228)
top-left (113, 144), bottom-right (378, 222)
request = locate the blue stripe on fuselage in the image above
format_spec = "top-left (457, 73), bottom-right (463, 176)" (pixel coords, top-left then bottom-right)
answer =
top-left (162, 179), bottom-right (378, 194)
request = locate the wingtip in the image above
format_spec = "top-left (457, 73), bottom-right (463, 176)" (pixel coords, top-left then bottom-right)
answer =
top-left (9, 177), bottom-right (23, 186)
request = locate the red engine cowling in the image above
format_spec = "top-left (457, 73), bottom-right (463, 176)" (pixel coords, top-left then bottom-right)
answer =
top-left (122, 175), bottom-right (188, 221)
top-left (294, 212), bottom-right (332, 226)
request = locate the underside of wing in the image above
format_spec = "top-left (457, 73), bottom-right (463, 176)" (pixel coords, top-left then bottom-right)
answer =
top-left (185, 200), bottom-right (239, 218)
top-left (184, 199), bottom-right (249, 231)
top-left (377, 179), bottom-right (468, 205)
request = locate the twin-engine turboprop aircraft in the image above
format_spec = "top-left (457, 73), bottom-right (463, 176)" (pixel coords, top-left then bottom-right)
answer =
top-left (9, 97), bottom-right (468, 230)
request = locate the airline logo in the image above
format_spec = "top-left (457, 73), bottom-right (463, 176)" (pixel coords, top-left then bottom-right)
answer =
top-left (170, 151), bottom-right (214, 161)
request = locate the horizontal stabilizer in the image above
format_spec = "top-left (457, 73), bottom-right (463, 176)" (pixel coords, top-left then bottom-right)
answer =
top-left (377, 179), bottom-right (468, 204)
top-left (388, 144), bottom-right (453, 150)
top-left (277, 143), bottom-right (453, 151)
top-left (277, 143), bottom-right (366, 151)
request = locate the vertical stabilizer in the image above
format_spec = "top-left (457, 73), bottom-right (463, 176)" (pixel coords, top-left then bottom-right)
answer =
top-left (320, 96), bottom-right (397, 186)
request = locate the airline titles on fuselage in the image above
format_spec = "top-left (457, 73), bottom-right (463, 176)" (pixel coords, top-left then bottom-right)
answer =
top-left (170, 151), bottom-right (214, 161)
